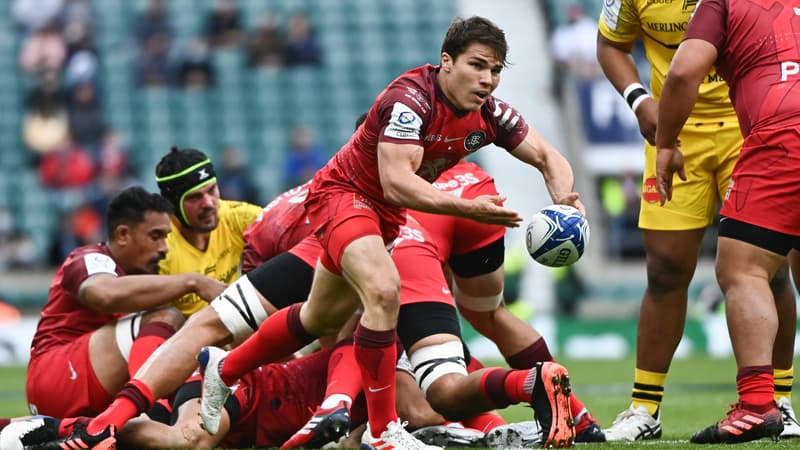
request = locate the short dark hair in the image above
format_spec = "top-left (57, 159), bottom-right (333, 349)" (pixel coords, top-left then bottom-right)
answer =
top-left (106, 186), bottom-right (173, 237)
top-left (155, 146), bottom-right (211, 180)
top-left (441, 16), bottom-right (508, 67)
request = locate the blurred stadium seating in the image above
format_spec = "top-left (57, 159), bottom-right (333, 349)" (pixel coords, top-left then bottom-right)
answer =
top-left (0, 0), bottom-right (456, 266)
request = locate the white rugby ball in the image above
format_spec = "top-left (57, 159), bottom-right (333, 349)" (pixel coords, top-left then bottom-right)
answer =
top-left (525, 204), bottom-right (590, 267)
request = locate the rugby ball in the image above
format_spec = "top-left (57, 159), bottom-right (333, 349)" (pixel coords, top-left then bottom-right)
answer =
top-left (525, 204), bottom-right (590, 267)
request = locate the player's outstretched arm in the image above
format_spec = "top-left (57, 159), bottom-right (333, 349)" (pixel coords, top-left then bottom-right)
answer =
top-left (79, 272), bottom-right (226, 314)
top-left (378, 142), bottom-right (522, 227)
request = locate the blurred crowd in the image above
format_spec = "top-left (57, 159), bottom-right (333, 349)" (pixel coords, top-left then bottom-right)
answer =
top-left (6, 0), bottom-right (330, 269)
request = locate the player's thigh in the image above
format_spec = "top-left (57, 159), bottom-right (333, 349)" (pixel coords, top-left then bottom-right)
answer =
top-left (340, 233), bottom-right (401, 308)
top-left (301, 260), bottom-right (362, 336)
top-left (27, 334), bottom-right (114, 417)
top-left (88, 322), bottom-right (131, 395)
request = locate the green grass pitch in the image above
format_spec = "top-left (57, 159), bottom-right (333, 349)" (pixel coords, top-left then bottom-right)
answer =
top-left (3, 356), bottom-right (798, 449)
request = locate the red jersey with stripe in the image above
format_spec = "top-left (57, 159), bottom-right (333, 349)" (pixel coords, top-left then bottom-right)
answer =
top-left (685, 0), bottom-right (800, 135)
top-left (242, 182), bottom-right (314, 271)
top-left (412, 161), bottom-right (505, 259)
top-left (30, 244), bottom-right (123, 359)
top-left (393, 215), bottom-right (454, 306)
top-left (307, 64), bottom-right (529, 229)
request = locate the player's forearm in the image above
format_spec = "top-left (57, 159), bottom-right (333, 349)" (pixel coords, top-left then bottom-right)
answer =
top-left (382, 170), bottom-right (472, 217)
top-left (597, 34), bottom-right (643, 93)
top-left (80, 273), bottom-right (203, 313)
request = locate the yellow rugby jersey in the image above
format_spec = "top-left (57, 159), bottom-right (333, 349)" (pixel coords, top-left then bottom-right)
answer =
top-left (598, 0), bottom-right (735, 119)
top-left (160, 199), bottom-right (261, 316)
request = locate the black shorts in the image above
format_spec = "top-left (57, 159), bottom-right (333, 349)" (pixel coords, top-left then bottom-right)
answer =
top-left (449, 237), bottom-right (504, 278)
top-left (719, 216), bottom-right (800, 256)
top-left (246, 251), bottom-right (314, 309)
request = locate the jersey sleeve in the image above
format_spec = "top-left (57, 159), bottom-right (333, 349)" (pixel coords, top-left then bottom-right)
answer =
top-left (62, 252), bottom-right (117, 297)
top-left (598, 0), bottom-right (641, 43)
top-left (684, 0), bottom-right (727, 51)
top-left (223, 200), bottom-right (263, 236)
top-left (488, 98), bottom-right (529, 151)
top-left (376, 84), bottom-right (432, 146)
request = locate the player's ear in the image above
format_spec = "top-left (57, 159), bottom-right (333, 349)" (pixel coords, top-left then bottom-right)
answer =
top-left (441, 52), bottom-right (452, 72)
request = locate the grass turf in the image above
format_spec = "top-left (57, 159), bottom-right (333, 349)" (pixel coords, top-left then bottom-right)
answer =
top-left (4, 356), bottom-right (799, 448)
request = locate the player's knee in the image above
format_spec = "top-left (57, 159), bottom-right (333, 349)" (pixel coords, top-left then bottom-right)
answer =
top-left (142, 306), bottom-right (185, 331)
top-left (361, 277), bottom-right (401, 311)
top-left (410, 340), bottom-right (466, 403)
top-left (646, 254), bottom-right (693, 294)
top-left (425, 374), bottom-right (468, 419)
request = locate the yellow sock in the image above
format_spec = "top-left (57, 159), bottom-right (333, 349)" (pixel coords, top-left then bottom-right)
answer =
top-left (632, 368), bottom-right (667, 416)
top-left (774, 366), bottom-right (793, 402)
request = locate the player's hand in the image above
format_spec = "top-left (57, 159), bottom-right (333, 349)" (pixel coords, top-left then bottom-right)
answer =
top-left (466, 195), bottom-right (524, 227)
top-left (193, 275), bottom-right (227, 302)
top-left (635, 97), bottom-right (658, 145)
top-left (655, 145), bottom-right (686, 206)
top-left (552, 192), bottom-right (586, 216)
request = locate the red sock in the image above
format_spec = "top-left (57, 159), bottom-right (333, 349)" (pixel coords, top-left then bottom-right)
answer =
top-left (221, 303), bottom-right (316, 385)
top-left (737, 365), bottom-right (774, 412)
top-left (354, 325), bottom-right (397, 436)
top-left (325, 339), bottom-right (363, 402)
top-left (88, 379), bottom-right (154, 435)
top-left (462, 412), bottom-right (507, 432)
top-left (506, 338), bottom-right (553, 369)
top-left (0, 418), bottom-right (10, 431)
top-left (568, 392), bottom-right (586, 418)
top-left (128, 322), bottom-right (175, 378)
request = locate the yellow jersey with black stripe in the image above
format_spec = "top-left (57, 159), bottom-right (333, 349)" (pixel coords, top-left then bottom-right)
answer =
top-left (160, 199), bottom-right (261, 316)
top-left (598, 0), bottom-right (735, 120)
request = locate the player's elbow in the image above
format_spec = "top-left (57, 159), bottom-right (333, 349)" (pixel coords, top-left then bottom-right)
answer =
top-left (381, 179), bottom-right (406, 206)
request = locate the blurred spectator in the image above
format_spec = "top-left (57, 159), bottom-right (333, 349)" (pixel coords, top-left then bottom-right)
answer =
top-left (134, 0), bottom-right (174, 87)
top-left (246, 13), bottom-right (287, 69)
top-left (599, 171), bottom-right (641, 259)
top-left (216, 146), bottom-right (259, 203)
top-left (5, 231), bottom-right (38, 270)
top-left (18, 22), bottom-right (67, 75)
top-left (88, 130), bottom-right (139, 215)
top-left (22, 70), bottom-right (70, 157)
top-left (550, 3), bottom-right (600, 80)
top-left (62, 21), bottom-right (99, 85)
top-left (176, 38), bottom-right (215, 89)
top-left (285, 11), bottom-right (321, 66)
top-left (283, 124), bottom-right (326, 189)
top-left (59, 0), bottom-right (96, 31)
top-left (66, 80), bottom-right (107, 157)
top-left (204, 0), bottom-right (244, 49)
top-left (37, 137), bottom-right (95, 189)
top-left (49, 203), bottom-right (102, 265)
top-left (11, 0), bottom-right (64, 35)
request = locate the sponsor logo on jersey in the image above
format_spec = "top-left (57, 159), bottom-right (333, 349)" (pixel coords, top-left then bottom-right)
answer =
top-left (601, 0), bottom-right (622, 30)
top-left (464, 131), bottom-right (487, 152)
top-left (353, 194), bottom-right (374, 210)
top-left (384, 102), bottom-right (422, 140)
top-left (642, 177), bottom-right (660, 203)
top-left (83, 253), bottom-right (117, 276)
top-left (683, 0), bottom-right (698, 11)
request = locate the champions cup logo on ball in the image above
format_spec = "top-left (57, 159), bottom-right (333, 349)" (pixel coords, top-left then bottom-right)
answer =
top-left (526, 204), bottom-right (590, 267)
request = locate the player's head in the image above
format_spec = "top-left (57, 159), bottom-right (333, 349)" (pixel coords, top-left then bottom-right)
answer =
top-left (155, 146), bottom-right (220, 231)
top-left (106, 186), bottom-right (173, 274)
top-left (439, 16), bottom-right (506, 112)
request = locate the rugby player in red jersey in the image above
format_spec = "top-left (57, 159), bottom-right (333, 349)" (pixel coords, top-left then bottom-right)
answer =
top-left (24, 187), bottom-right (225, 449)
top-left (198, 15), bottom-right (584, 449)
top-left (656, 0), bottom-right (800, 442)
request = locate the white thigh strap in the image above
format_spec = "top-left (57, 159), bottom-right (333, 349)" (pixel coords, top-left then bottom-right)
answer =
top-left (114, 312), bottom-right (144, 362)
top-left (210, 276), bottom-right (268, 346)
top-left (409, 340), bottom-right (467, 395)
